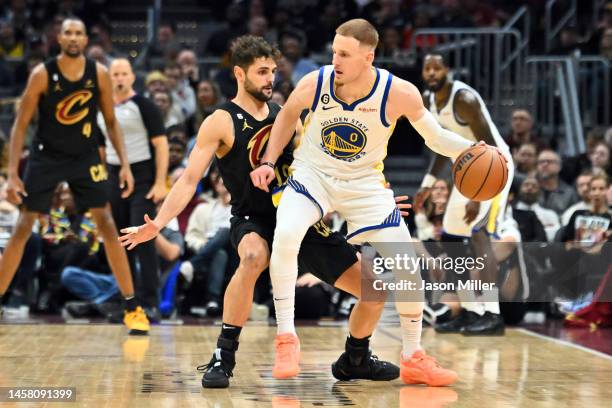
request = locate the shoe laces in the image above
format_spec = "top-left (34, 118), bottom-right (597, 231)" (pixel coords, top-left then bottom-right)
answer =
top-left (412, 352), bottom-right (441, 369)
top-left (197, 355), bottom-right (233, 377)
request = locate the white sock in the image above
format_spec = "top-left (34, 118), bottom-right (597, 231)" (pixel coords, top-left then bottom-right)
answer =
top-left (457, 288), bottom-right (484, 315)
top-left (179, 261), bottom-right (194, 283)
top-left (478, 288), bottom-right (500, 314)
top-left (399, 313), bottom-right (423, 359)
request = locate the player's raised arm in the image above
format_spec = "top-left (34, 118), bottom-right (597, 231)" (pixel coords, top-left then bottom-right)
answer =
top-left (6, 64), bottom-right (47, 205)
top-left (119, 110), bottom-right (229, 250)
top-left (251, 71), bottom-right (317, 192)
top-left (97, 62), bottom-right (134, 198)
top-left (387, 78), bottom-right (473, 160)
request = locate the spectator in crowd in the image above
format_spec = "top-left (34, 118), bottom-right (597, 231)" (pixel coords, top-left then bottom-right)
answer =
top-left (515, 176), bottom-right (561, 242)
top-left (187, 80), bottom-right (222, 138)
top-left (513, 142), bottom-right (538, 188)
top-left (42, 14), bottom-right (64, 57)
top-left (0, 20), bottom-right (24, 58)
top-left (413, 178), bottom-right (450, 241)
top-left (180, 171), bottom-right (232, 316)
top-left (165, 62), bottom-right (196, 117)
top-left (589, 142), bottom-right (612, 177)
top-left (177, 49), bottom-right (200, 90)
top-left (536, 149), bottom-right (580, 215)
top-left (557, 174), bottom-right (611, 299)
top-left (148, 20), bottom-right (181, 60)
top-left (271, 90), bottom-right (286, 105)
top-left (168, 137), bottom-right (187, 174)
top-left (152, 90), bottom-right (185, 128)
top-left (279, 29), bottom-right (318, 84)
top-left (247, 15), bottom-right (274, 44)
top-left (560, 128), bottom-right (605, 184)
top-left (90, 21), bottom-right (121, 59)
top-left (562, 171), bottom-right (594, 226)
top-left (144, 70), bottom-right (168, 97)
top-left (505, 109), bottom-right (547, 153)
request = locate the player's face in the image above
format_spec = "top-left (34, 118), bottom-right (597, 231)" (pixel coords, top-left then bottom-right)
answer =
top-left (422, 56), bottom-right (448, 92)
top-left (331, 34), bottom-right (374, 85)
top-left (242, 57), bottom-right (276, 102)
top-left (58, 20), bottom-right (88, 58)
top-left (589, 179), bottom-right (607, 206)
top-left (110, 59), bottom-right (135, 94)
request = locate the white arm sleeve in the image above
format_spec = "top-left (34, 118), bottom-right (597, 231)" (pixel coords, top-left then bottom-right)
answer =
top-left (410, 110), bottom-right (473, 159)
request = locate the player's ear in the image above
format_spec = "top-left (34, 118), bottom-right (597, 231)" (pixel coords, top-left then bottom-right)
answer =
top-left (233, 65), bottom-right (245, 82)
top-left (365, 49), bottom-right (375, 65)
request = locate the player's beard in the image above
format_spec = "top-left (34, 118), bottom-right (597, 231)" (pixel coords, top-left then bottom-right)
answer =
top-left (426, 76), bottom-right (447, 92)
top-left (245, 77), bottom-right (272, 102)
top-left (64, 47), bottom-right (83, 58)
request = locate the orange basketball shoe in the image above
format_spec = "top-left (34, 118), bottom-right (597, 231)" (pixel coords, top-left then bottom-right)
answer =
top-left (272, 333), bottom-right (301, 379)
top-left (400, 350), bottom-right (457, 386)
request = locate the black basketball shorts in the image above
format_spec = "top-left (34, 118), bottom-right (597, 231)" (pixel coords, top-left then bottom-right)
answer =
top-left (22, 151), bottom-right (109, 213)
top-left (230, 215), bottom-right (358, 285)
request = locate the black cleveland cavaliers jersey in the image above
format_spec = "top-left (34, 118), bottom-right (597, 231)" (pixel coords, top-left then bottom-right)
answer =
top-left (34, 57), bottom-right (100, 157)
top-left (216, 101), bottom-right (295, 218)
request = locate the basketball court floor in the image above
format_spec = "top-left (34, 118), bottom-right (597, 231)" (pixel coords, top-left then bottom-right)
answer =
top-left (1, 311), bottom-right (611, 407)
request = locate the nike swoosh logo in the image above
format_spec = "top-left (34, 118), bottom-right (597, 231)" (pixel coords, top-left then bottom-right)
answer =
top-left (322, 105), bottom-right (338, 110)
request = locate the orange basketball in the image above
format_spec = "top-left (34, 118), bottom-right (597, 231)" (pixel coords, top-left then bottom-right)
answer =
top-left (452, 144), bottom-right (508, 202)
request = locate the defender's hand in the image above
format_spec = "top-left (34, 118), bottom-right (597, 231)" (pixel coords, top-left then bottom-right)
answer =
top-left (119, 214), bottom-right (161, 250)
top-left (119, 165), bottom-right (135, 198)
top-left (6, 175), bottom-right (27, 205)
top-left (250, 165), bottom-right (275, 192)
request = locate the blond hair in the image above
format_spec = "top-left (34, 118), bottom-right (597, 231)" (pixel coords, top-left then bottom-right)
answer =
top-left (336, 19), bottom-right (379, 49)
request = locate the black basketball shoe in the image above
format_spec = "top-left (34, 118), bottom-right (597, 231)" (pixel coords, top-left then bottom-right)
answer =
top-left (332, 340), bottom-right (399, 381)
top-left (462, 311), bottom-right (505, 336)
top-left (198, 338), bottom-right (238, 388)
top-left (435, 309), bottom-right (480, 333)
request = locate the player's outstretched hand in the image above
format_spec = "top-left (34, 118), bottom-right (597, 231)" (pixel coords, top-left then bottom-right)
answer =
top-left (6, 175), bottom-right (27, 205)
top-left (119, 165), bottom-right (135, 198)
top-left (250, 165), bottom-right (275, 192)
top-left (473, 140), bottom-right (508, 163)
top-left (119, 214), bottom-right (160, 250)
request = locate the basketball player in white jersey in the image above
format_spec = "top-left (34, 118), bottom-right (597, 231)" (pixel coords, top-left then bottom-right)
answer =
top-left (419, 53), bottom-right (514, 335)
top-left (251, 19), bottom-right (500, 386)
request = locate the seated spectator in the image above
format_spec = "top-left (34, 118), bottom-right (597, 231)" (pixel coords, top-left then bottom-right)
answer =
top-left (187, 80), bottom-right (222, 138)
top-left (536, 149), bottom-right (579, 215)
top-left (180, 171), bottom-right (231, 316)
top-left (0, 20), bottom-right (24, 58)
top-left (204, 3), bottom-right (247, 56)
top-left (560, 128), bottom-right (605, 184)
top-left (165, 61), bottom-right (196, 117)
top-left (152, 90), bottom-right (185, 128)
top-left (90, 21), bottom-right (122, 60)
top-left (513, 142), bottom-right (538, 188)
top-left (556, 174), bottom-right (611, 299)
top-left (86, 43), bottom-right (112, 67)
top-left (147, 20), bottom-right (181, 61)
top-left (145, 70), bottom-right (168, 97)
top-left (562, 171), bottom-right (594, 226)
top-left (168, 136), bottom-right (187, 175)
top-left (515, 176), bottom-right (561, 242)
top-left (271, 91), bottom-right (286, 105)
top-left (413, 178), bottom-right (449, 241)
top-left (589, 142), bottom-right (612, 178)
top-left (280, 29), bottom-right (318, 84)
top-left (504, 109), bottom-right (547, 153)
top-left (177, 49), bottom-right (200, 90)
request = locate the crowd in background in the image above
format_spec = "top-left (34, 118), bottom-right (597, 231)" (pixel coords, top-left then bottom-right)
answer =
top-left (0, 0), bottom-right (611, 327)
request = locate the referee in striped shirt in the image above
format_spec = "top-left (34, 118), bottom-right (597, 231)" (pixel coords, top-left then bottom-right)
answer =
top-left (97, 58), bottom-right (168, 321)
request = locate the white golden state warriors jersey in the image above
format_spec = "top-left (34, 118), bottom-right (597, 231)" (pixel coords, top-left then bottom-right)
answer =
top-left (428, 80), bottom-right (510, 155)
top-left (293, 65), bottom-right (395, 179)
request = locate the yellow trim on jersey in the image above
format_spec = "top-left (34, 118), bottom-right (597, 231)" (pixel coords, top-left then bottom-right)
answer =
top-left (373, 121), bottom-right (396, 175)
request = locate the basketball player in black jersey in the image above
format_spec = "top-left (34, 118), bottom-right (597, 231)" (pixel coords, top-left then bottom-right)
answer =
top-left (120, 35), bottom-right (402, 388)
top-left (0, 18), bottom-right (150, 334)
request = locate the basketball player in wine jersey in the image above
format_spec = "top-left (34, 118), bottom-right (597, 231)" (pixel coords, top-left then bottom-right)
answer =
top-left (419, 53), bottom-right (514, 336)
top-left (251, 19), bottom-right (501, 386)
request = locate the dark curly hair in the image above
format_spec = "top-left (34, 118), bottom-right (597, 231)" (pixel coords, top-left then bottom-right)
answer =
top-left (230, 35), bottom-right (281, 71)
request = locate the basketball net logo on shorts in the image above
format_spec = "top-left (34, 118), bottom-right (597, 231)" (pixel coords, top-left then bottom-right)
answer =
top-left (320, 120), bottom-right (368, 162)
top-left (55, 90), bottom-right (93, 126)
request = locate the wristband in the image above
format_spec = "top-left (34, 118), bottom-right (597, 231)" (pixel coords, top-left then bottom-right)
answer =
top-left (420, 174), bottom-right (436, 189)
top-left (260, 161), bottom-right (275, 169)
